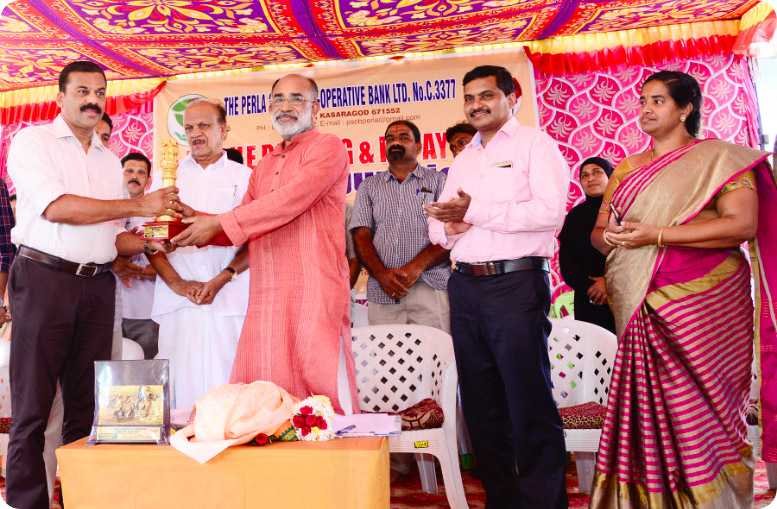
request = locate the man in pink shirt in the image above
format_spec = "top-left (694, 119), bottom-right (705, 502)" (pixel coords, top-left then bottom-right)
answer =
top-left (171, 74), bottom-right (359, 415)
top-left (425, 65), bottom-right (570, 508)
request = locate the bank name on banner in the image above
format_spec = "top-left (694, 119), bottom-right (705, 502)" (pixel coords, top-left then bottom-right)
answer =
top-left (222, 78), bottom-right (457, 118)
top-left (157, 48), bottom-right (535, 200)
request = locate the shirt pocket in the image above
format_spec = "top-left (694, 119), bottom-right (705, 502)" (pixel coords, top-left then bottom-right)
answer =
top-left (208, 185), bottom-right (239, 214)
top-left (414, 191), bottom-right (434, 221)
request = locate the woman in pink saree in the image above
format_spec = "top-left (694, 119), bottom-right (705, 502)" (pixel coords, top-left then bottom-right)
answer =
top-left (588, 71), bottom-right (777, 507)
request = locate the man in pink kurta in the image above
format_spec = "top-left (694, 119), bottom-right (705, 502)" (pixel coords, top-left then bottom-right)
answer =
top-left (173, 75), bottom-right (359, 414)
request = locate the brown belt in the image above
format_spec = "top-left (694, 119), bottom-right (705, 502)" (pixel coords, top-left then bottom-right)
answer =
top-left (18, 245), bottom-right (113, 278)
top-left (455, 257), bottom-right (549, 277)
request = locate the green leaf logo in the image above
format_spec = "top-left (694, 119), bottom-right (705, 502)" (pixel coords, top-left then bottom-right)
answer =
top-left (166, 94), bottom-right (205, 147)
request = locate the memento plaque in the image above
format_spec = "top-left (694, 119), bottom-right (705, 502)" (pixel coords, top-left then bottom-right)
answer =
top-left (87, 360), bottom-right (171, 445)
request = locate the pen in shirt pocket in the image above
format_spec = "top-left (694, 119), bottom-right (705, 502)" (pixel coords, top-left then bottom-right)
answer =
top-left (416, 187), bottom-right (433, 205)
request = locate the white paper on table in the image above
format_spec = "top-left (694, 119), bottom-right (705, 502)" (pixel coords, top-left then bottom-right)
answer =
top-left (170, 425), bottom-right (241, 464)
top-left (332, 413), bottom-right (401, 437)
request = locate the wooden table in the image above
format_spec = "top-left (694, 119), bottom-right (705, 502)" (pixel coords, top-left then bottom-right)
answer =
top-left (57, 436), bottom-right (389, 509)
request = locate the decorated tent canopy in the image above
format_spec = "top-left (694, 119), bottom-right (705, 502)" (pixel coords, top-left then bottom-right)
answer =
top-left (0, 0), bottom-right (774, 124)
top-left (0, 0), bottom-right (774, 92)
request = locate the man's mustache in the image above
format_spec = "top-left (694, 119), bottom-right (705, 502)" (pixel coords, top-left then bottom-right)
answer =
top-left (470, 108), bottom-right (490, 117)
top-left (388, 145), bottom-right (404, 154)
top-left (127, 179), bottom-right (141, 186)
top-left (81, 104), bottom-right (102, 114)
top-left (274, 112), bottom-right (298, 121)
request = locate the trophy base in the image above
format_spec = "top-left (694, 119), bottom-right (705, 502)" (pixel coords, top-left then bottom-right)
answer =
top-left (143, 221), bottom-right (189, 241)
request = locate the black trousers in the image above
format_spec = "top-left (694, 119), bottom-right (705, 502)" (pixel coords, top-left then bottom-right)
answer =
top-left (6, 256), bottom-right (114, 509)
top-left (448, 269), bottom-right (568, 509)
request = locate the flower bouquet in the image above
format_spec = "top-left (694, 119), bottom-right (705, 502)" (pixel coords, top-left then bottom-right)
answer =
top-left (291, 395), bottom-right (336, 441)
top-left (252, 424), bottom-right (296, 446)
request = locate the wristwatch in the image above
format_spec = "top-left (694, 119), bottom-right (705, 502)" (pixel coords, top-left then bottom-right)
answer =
top-left (0, 298), bottom-right (5, 311)
top-left (223, 267), bottom-right (238, 282)
top-left (143, 240), bottom-right (158, 256)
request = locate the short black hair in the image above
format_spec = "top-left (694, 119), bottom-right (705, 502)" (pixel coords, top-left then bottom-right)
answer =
top-left (462, 65), bottom-right (515, 97)
top-left (385, 120), bottom-right (421, 143)
top-left (101, 113), bottom-right (113, 133)
top-left (642, 71), bottom-right (703, 137)
top-left (271, 75), bottom-right (319, 102)
top-left (121, 152), bottom-right (151, 173)
top-left (224, 148), bottom-right (244, 164)
top-left (59, 61), bottom-right (107, 93)
top-left (445, 122), bottom-right (477, 142)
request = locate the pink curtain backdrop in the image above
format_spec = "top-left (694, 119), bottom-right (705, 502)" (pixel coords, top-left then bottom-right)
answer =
top-left (539, 54), bottom-right (761, 299)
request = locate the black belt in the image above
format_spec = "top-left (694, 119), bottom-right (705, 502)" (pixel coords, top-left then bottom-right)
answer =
top-left (18, 245), bottom-right (113, 278)
top-left (455, 257), bottom-right (549, 277)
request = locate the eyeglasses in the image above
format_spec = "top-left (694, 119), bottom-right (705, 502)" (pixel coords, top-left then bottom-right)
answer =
top-left (270, 96), bottom-right (316, 106)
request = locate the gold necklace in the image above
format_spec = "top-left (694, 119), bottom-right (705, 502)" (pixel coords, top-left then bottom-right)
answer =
top-left (650, 137), bottom-right (694, 163)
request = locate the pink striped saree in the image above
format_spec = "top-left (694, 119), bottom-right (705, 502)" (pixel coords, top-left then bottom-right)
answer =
top-left (589, 139), bottom-right (777, 508)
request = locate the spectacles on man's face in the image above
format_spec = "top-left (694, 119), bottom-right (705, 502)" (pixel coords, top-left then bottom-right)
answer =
top-left (271, 95), bottom-right (316, 106)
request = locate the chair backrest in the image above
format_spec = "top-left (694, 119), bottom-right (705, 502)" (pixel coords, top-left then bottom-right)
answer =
top-left (548, 318), bottom-right (618, 408)
top-left (350, 324), bottom-right (457, 414)
top-left (121, 338), bottom-right (145, 361)
top-left (351, 302), bottom-right (370, 328)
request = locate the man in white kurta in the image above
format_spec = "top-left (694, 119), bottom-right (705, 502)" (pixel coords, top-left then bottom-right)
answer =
top-left (149, 99), bottom-right (251, 410)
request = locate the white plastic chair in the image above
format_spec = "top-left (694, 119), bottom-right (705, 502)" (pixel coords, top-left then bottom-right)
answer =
top-left (548, 318), bottom-right (618, 494)
top-left (351, 324), bottom-right (468, 509)
top-left (350, 302), bottom-right (369, 328)
top-left (121, 338), bottom-right (145, 360)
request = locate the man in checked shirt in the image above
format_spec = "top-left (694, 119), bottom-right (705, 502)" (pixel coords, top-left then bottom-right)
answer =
top-left (350, 120), bottom-right (451, 333)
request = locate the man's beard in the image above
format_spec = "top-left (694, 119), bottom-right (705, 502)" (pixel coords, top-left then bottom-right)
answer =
top-left (272, 108), bottom-right (314, 140)
top-left (387, 145), bottom-right (405, 162)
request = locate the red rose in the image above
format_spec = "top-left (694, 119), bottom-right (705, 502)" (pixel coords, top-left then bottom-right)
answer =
top-left (256, 433), bottom-right (270, 446)
top-left (305, 415), bottom-right (318, 427)
top-left (316, 417), bottom-right (327, 430)
top-left (293, 415), bottom-right (305, 428)
top-left (300, 406), bottom-right (313, 416)
top-left (301, 426), bottom-right (311, 436)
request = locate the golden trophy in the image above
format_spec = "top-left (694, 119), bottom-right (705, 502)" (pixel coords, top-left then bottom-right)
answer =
top-left (144, 139), bottom-right (188, 240)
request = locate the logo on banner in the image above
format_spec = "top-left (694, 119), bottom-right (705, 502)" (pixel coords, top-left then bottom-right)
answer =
top-left (167, 94), bottom-right (205, 146)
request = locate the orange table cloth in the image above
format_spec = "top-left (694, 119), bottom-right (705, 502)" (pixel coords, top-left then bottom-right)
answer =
top-left (56, 436), bottom-right (389, 509)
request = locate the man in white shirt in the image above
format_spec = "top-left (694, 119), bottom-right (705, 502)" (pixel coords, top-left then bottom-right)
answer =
top-left (149, 98), bottom-right (250, 410)
top-left (120, 152), bottom-right (160, 359)
top-left (5, 60), bottom-right (181, 509)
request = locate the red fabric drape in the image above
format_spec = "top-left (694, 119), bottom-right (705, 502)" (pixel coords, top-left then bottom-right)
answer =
top-left (525, 34), bottom-right (737, 74)
top-left (0, 82), bottom-right (165, 126)
top-left (733, 11), bottom-right (777, 55)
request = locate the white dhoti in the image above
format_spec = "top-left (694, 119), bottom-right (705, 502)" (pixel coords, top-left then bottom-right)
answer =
top-left (150, 154), bottom-right (252, 412)
top-left (157, 307), bottom-right (245, 410)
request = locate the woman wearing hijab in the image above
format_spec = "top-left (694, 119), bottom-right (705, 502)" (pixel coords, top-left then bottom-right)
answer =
top-left (557, 157), bottom-right (616, 333)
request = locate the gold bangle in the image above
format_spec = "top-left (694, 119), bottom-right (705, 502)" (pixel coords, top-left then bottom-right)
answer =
top-left (657, 226), bottom-right (667, 248)
top-left (603, 228), bottom-right (616, 247)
